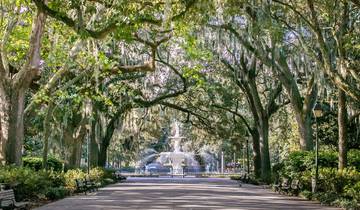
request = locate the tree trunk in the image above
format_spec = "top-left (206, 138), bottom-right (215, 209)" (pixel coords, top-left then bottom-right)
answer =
top-left (0, 84), bottom-right (10, 164)
top-left (0, 9), bottom-right (46, 165)
top-left (64, 129), bottom-right (85, 169)
top-left (42, 103), bottom-right (54, 169)
top-left (67, 140), bottom-right (82, 169)
top-left (98, 143), bottom-right (108, 167)
top-left (338, 89), bottom-right (347, 170)
top-left (97, 115), bottom-right (118, 167)
top-left (251, 129), bottom-right (261, 178)
top-left (6, 88), bottom-right (26, 165)
top-left (295, 112), bottom-right (313, 151)
top-left (259, 119), bottom-right (271, 182)
top-left (89, 118), bottom-right (99, 168)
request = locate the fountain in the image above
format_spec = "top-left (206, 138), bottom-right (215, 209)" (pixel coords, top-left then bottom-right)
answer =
top-left (143, 121), bottom-right (200, 176)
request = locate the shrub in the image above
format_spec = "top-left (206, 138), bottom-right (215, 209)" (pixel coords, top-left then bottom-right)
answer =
top-left (0, 166), bottom-right (52, 201)
top-left (0, 166), bottom-right (118, 202)
top-left (331, 198), bottom-right (359, 209)
top-left (102, 178), bottom-right (115, 185)
top-left (274, 150), bottom-right (360, 208)
top-left (344, 181), bottom-right (360, 201)
top-left (46, 157), bottom-right (63, 172)
top-left (23, 157), bottom-right (63, 172)
top-left (283, 151), bottom-right (338, 177)
top-left (348, 149), bottom-right (360, 171)
top-left (313, 192), bottom-right (338, 205)
top-left (46, 170), bottom-right (65, 187)
top-left (281, 151), bottom-right (313, 179)
top-left (45, 186), bottom-right (70, 200)
top-left (299, 190), bottom-right (312, 200)
top-left (64, 169), bottom-right (86, 192)
top-left (272, 162), bottom-right (284, 183)
top-left (89, 167), bottom-right (105, 183)
top-left (103, 168), bottom-right (117, 179)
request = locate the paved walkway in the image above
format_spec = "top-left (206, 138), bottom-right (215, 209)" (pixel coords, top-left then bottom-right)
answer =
top-left (35, 177), bottom-right (339, 210)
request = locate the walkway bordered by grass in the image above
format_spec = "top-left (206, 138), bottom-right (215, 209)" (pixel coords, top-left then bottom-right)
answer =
top-left (35, 177), bottom-right (339, 210)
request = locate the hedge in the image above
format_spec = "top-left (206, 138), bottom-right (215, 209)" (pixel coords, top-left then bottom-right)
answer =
top-left (23, 156), bottom-right (63, 172)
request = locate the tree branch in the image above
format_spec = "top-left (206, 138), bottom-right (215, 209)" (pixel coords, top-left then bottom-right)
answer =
top-left (266, 82), bottom-right (283, 116)
top-left (170, 0), bottom-right (196, 21)
top-left (1, 10), bottom-right (19, 76)
top-left (108, 33), bottom-right (172, 74)
top-left (349, 111), bottom-right (360, 122)
top-left (33, 0), bottom-right (120, 39)
top-left (212, 104), bottom-right (252, 133)
top-left (303, 73), bottom-right (318, 114)
top-left (32, 0), bottom-right (168, 39)
top-left (159, 101), bottom-right (209, 126)
top-left (13, 8), bottom-right (47, 89)
top-left (351, 0), bottom-right (360, 7)
top-left (133, 60), bottom-right (187, 108)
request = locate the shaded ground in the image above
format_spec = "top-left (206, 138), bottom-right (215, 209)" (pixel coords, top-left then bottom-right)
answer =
top-left (35, 177), bottom-right (339, 210)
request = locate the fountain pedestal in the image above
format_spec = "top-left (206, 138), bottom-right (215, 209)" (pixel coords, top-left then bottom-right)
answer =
top-left (143, 121), bottom-right (201, 177)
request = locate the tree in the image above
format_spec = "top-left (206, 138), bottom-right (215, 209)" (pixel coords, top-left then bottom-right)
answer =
top-left (0, 3), bottom-right (47, 165)
top-left (211, 2), bottom-right (318, 151)
top-left (272, 0), bottom-right (360, 169)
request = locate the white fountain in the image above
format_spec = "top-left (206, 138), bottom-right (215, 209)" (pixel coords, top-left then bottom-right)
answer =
top-left (154, 121), bottom-right (200, 177)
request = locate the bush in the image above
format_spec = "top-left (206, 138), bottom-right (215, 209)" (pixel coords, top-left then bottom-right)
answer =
top-left (318, 167), bottom-right (360, 193)
top-left (344, 181), bottom-right (360, 201)
top-left (64, 167), bottom-right (110, 191)
top-left (273, 150), bottom-right (360, 209)
top-left (64, 169), bottom-right (86, 192)
top-left (0, 166), bottom-right (119, 202)
top-left (46, 157), bottom-right (64, 172)
top-left (0, 166), bottom-right (52, 201)
top-left (45, 186), bottom-right (69, 200)
top-left (23, 157), bottom-right (63, 172)
top-left (282, 151), bottom-right (338, 176)
top-left (89, 167), bottom-right (105, 183)
top-left (103, 168), bottom-right (117, 180)
top-left (102, 178), bottom-right (115, 185)
top-left (332, 198), bottom-right (359, 209)
top-left (348, 150), bottom-right (360, 171)
top-left (313, 192), bottom-right (339, 205)
top-left (46, 170), bottom-right (66, 187)
top-left (299, 190), bottom-right (312, 200)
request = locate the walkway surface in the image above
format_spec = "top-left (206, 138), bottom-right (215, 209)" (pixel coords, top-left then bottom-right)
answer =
top-left (35, 177), bottom-right (339, 210)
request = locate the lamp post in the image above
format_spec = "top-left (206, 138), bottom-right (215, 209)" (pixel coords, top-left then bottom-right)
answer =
top-left (221, 151), bottom-right (224, 174)
top-left (246, 135), bottom-right (250, 174)
top-left (85, 124), bottom-right (91, 174)
top-left (233, 145), bottom-right (236, 173)
top-left (312, 102), bottom-right (323, 193)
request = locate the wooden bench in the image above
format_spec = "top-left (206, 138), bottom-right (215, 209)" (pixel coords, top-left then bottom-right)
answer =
top-left (290, 179), bottom-right (300, 195)
top-left (237, 173), bottom-right (250, 187)
top-left (273, 178), bottom-right (290, 193)
top-left (273, 178), bottom-right (301, 194)
top-left (75, 179), bottom-right (91, 194)
top-left (0, 189), bottom-right (29, 210)
top-left (114, 174), bottom-right (127, 182)
top-left (85, 178), bottom-right (100, 191)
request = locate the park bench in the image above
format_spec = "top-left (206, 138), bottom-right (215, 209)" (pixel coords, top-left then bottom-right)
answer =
top-left (238, 173), bottom-right (250, 187)
top-left (114, 173), bottom-right (127, 182)
top-left (0, 189), bottom-right (29, 210)
top-left (85, 178), bottom-right (101, 191)
top-left (75, 179), bottom-right (92, 194)
top-left (273, 178), bottom-right (290, 193)
top-left (289, 179), bottom-right (300, 195)
top-left (273, 178), bottom-right (301, 194)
